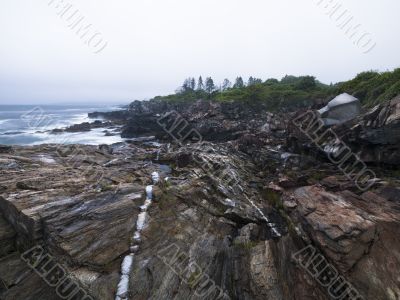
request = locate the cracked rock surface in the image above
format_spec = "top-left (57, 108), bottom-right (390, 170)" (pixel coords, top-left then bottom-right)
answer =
top-left (0, 97), bottom-right (400, 299)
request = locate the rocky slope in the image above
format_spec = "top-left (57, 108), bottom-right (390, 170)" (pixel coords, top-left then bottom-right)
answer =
top-left (0, 96), bottom-right (399, 300)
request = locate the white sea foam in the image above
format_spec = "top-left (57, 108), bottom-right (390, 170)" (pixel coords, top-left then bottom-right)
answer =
top-left (0, 105), bottom-right (124, 146)
top-left (30, 128), bottom-right (124, 145)
top-left (0, 119), bottom-right (11, 125)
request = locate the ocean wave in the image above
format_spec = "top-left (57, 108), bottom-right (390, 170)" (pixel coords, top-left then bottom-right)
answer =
top-left (1, 131), bottom-right (25, 135)
top-left (30, 129), bottom-right (124, 145)
top-left (0, 119), bottom-right (11, 125)
top-left (0, 105), bottom-right (124, 145)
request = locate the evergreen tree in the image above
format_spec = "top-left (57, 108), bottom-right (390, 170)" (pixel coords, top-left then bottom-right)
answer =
top-left (233, 77), bottom-right (244, 88)
top-left (222, 79), bottom-right (231, 90)
top-left (181, 78), bottom-right (191, 92)
top-left (197, 76), bottom-right (204, 91)
top-left (180, 77), bottom-right (197, 92)
top-left (295, 76), bottom-right (316, 90)
top-left (248, 76), bottom-right (254, 86)
top-left (205, 77), bottom-right (215, 94)
top-left (248, 76), bottom-right (262, 86)
top-left (265, 78), bottom-right (279, 85)
top-left (190, 78), bottom-right (196, 90)
top-left (253, 78), bottom-right (262, 84)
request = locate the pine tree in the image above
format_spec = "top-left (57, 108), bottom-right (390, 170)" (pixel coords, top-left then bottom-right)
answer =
top-left (253, 78), bottom-right (262, 84)
top-left (205, 77), bottom-right (215, 94)
top-left (181, 78), bottom-right (190, 92)
top-left (248, 77), bottom-right (262, 85)
top-left (233, 77), bottom-right (244, 88)
top-left (181, 77), bottom-right (197, 92)
top-left (197, 76), bottom-right (204, 91)
top-left (222, 79), bottom-right (231, 90)
top-left (190, 78), bottom-right (196, 90)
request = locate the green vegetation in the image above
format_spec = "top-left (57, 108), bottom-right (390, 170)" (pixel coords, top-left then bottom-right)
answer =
top-left (263, 189), bottom-right (283, 210)
top-left (308, 171), bottom-right (326, 183)
top-left (335, 68), bottom-right (400, 107)
top-left (262, 188), bottom-right (298, 236)
top-left (99, 183), bottom-right (114, 192)
top-left (233, 240), bottom-right (259, 251)
top-left (188, 271), bottom-right (202, 289)
top-left (154, 75), bottom-right (333, 110)
top-left (152, 68), bottom-right (400, 110)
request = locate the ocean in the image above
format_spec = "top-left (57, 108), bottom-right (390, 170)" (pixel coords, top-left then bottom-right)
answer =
top-left (0, 104), bottom-right (124, 145)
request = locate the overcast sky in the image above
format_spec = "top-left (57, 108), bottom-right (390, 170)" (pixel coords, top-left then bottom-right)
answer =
top-left (0, 0), bottom-right (399, 104)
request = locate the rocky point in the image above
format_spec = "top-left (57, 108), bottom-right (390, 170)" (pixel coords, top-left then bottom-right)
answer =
top-left (0, 96), bottom-right (399, 300)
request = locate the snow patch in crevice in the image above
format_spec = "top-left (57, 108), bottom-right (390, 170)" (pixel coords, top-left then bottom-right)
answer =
top-left (115, 171), bottom-right (159, 300)
top-left (140, 199), bottom-right (152, 211)
top-left (136, 212), bottom-right (148, 231)
top-left (36, 154), bottom-right (56, 164)
top-left (121, 254), bottom-right (134, 275)
top-left (115, 274), bottom-right (130, 299)
top-left (244, 195), bottom-right (282, 237)
top-left (133, 231), bottom-right (141, 242)
top-left (151, 171), bottom-right (160, 183)
top-left (223, 198), bottom-right (236, 207)
top-left (130, 245), bottom-right (139, 253)
top-left (146, 185), bottom-right (153, 200)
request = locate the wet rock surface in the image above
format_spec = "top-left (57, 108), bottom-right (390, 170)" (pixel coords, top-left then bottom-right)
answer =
top-left (51, 120), bottom-right (118, 134)
top-left (0, 96), bottom-right (399, 299)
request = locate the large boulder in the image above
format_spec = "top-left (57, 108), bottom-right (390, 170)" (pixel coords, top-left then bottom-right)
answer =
top-left (334, 95), bottom-right (400, 165)
top-left (318, 93), bottom-right (361, 125)
top-left (287, 95), bottom-right (400, 165)
top-left (287, 185), bottom-right (400, 300)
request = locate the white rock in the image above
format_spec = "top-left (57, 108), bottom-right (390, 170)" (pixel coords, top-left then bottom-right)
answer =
top-left (318, 93), bottom-right (361, 125)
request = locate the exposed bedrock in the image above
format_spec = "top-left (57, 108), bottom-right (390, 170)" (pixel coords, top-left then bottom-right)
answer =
top-left (0, 95), bottom-right (399, 299)
top-left (287, 95), bottom-right (400, 165)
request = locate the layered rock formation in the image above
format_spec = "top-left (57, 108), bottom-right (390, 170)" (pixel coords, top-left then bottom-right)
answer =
top-left (288, 95), bottom-right (400, 166)
top-left (0, 95), bottom-right (399, 300)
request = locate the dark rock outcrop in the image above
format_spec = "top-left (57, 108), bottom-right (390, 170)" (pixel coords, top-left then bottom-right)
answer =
top-left (1, 95), bottom-right (399, 300)
top-left (334, 95), bottom-right (400, 165)
top-left (287, 95), bottom-right (400, 166)
top-left (0, 145), bottom-right (12, 153)
top-left (51, 120), bottom-right (116, 134)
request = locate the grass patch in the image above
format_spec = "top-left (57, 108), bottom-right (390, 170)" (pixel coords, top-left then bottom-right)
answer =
top-left (263, 189), bottom-right (283, 210)
top-left (308, 171), bottom-right (325, 182)
top-left (100, 183), bottom-right (114, 192)
top-left (188, 271), bottom-right (202, 289)
top-left (262, 188), bottom-right (298, 236)
top-left (233, 240), bottom-right (259, 251)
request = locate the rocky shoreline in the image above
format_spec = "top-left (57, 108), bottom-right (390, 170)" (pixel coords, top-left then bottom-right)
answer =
top-left (0, 96), bottom-right (399, 299)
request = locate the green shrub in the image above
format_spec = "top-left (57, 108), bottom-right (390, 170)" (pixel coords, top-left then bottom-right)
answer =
top-left (153, 68), bottom-right (400, 110)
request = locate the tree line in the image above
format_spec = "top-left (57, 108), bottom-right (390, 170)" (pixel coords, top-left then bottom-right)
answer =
top-left (179, 76), bottom-right (264, 94)
top-left (155, 69), bottom-right (400, 109)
